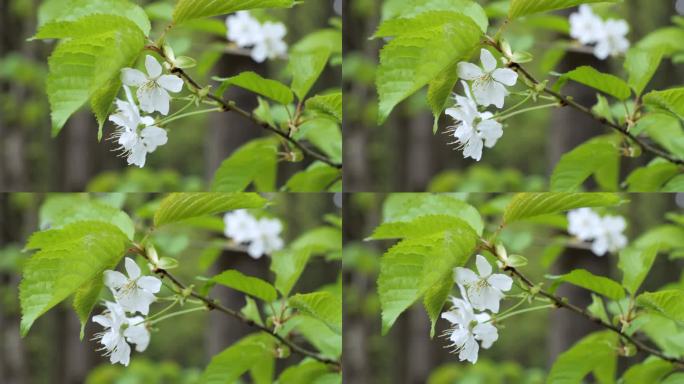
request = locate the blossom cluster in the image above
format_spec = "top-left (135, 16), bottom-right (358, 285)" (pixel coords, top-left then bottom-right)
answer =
top-left (569, 5), bottom-right (630, 60)
top-left (441, 255), bottom-right (513, 364)
top-left (226, 11), bottom-right (288, 63)
top-left (445, 48), bottom-right (518, 161)
top-left (567, 208), bottom-right (628, 256)
top-left (223, 210), bottom-right (284, 259)
top-left (93, 257), bottom-right (162, 366)
top-left (109, 55), bottom-right (184, 167)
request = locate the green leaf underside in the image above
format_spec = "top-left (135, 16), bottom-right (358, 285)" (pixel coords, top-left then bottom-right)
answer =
top-left (20, 221), bottom-right (128, 336)
top-left (40, 15), bottom-right (145, 135)
top-left (210, 138), bottom-right (278, 192)
top-left (644, 87), bottom-right (684, 121)
top-left (216, 71), bottom-right (293, 105)
top-left (554, 269), bottom-right (625, 300)
top-left (40, 194), bottom-right (135, 240)
top-left (378, 222), bottom-right (477, 335)
top-left (551, 137), bottom-right (619, 192)
top-left (618, 244), bottom-right (660, 295)
top-left (154, 193), bottom-right (267, 227)
top-left (427, 67), bottom-right (459, 133)
top-left (376, 11), bottom-right (482, 123)
top-left (289, 292), bottom-right (342, 334)
top-left (200, 333), bottom-right (275, 384)
top-left (555, 66), bottom-right (631, 100)
top-left (503, 193), bottom-right (623, 224)
top-left (213, 269), bottom-right (278, 302)
top-left (509, 0), bottom-right (619, 19)
top-left (73, 277), bottom-right (104, 339)
top-left (173, 0), bottom-right (295, 24)
top-left (547, 331), bottom-right (617, 384)
top-left (637, 290), bottom-right (684, 324)
top-left (305, 92), bottom-right (342, 122)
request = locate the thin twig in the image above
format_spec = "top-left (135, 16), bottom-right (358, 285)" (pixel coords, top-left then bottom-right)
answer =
top-left (145, 45), bottom-right (342, 169)
top-left (482, 241), bottom-right (684, 366)
top-left (485, 38), bottom-right (684, 167)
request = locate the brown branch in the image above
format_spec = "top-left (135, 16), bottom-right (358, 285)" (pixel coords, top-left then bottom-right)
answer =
top-left (482, 241), bottom-right (684, 366)
top-left (145, 45), bottom-right (342, 169)
top-left (485, 38), bottom-right (684, 167)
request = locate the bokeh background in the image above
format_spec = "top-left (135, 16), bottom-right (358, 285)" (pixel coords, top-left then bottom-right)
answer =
top-left (343, 193), bottom-right (684, 383)
top-left (343, 0), bottom-right (684, 192)
top-left (0, 192), bottom-right (341, 384)
top-left (0, 0), bottom-right (341, 192)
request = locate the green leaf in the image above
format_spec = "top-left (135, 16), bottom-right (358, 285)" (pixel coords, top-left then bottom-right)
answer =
top-left (381, 193), bottom-right (484, 235)
top-left (547, 331), bottom-right (617, 384)
top-left (625, 161), bottom-right (679, 192)
top-left (427, 67), bottom-right (459, 133)
top-left (213, 269), bottom-right (278, 302)
top-left (38, 0), bottom-right (151, 35)
top-left (289, 292), bottom-right (342, 334)
top-left (509, 0), bottom-right (619, 19)
top-left (278, 361), bottom-right (335, 384)
top-left (552, 269), bottom-right (625, 300)
top-left (73, 277), bottom-right (104, 340)
top-left (621, 358), bottom-right (673, 384)
top-left (587, 293), bottom-right (610, 324)
top-left (20, 221), bottom-right (128, 336)
top-left (618, 245), bottom-right (660, 295)
top-left (40, 194), bottom-right (135, 240)
top-left (381, 0), bottom-right (488, 32)
top-left (554, 66), bottom-right (631, 100)
top-left (210, 138), bottom-right (278, 192)
top-left (173, 0), bottom-right (295, 24)
top-left (664, 174), bottom-right (684, 192)
top-left (634, 225), bottom-right (684, 252)
top-left (644, 87), bottom-right (684, 121)
top-left (378, 223), bottom-right (477, 335)
top-left (375, 11), bottom-right (482, 123)
top-left (637, 27), bottom-right (684, 57)
top-left (503, 192), bottom-right (623, 224)
top-left (550, 137), bottom-right (619, 192)
top-left (294, 118), bottom-right (342, 164)
top-left (370, 215), bottom-right (475, 240)
top-left (290, 226), bottom-right (341, 256)
top-left (270, 247), bottom-right (312, 296)
top-left (200, 334), bottom-right (275, 384)
top-left (305, 92), bottom-right (342, 123)
top-left (154, 193), bottom-right (267, 227)
top-left (624, 48), bottom-right (664, 96)
top-left (215, 71), bottom-right (293, 105)
top-left (39, 15), bottom-right (145, 135)
top-left (289, 49), bottom-right (331, 101)
top-left (285, 163), bottom-right (341, 192)
top-left (637, 290), bottom-right (684, 324)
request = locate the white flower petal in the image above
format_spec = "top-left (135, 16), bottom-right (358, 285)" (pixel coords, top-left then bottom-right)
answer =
top-left (477, 120), bottom-right (503, 148)
top-left (480, 48), bottom-right (497, 73)
top-left (103, 270), bottom-right (127, 290)
top-left (92, 314), bottom-right (111, 328)
top-left (141, 126), bottom-right (168, 152)
top-left (492, 68), bottom-right (518, 86)
top-left (454, 267), bottom-right (478, 286)
top-left (459, 335), bottom-right (479, 363)
top-left (111, 339), bottom-right (131, 366)
top-left (457, 62), bottom-right (483, 80)
top-left (145, 55), bottom-right (162, 78)
top-left (473, 322), bottom-right (498, 349)
top-left (124, 257), bottom-right (141, 279)
top-left (462, 136), bottom-right (483, 161)
top-left (124, 323), bottom-right (150, 352)
top-left (153, 87), bottom-right (171, 116)
top-left (137, 276), bottom-right (162, 293)
top-left (468, 285), bottom-right (503, 313)
top-left (121, 68), bottom-right (147, 87)
top-left (158, 75), bottom-right (184, 93)
top-left (128, 142), bottom-right (148, 168)
top-left (488, 273), bottom-right (513, 292)
top-left (475, 255), bottom-right (492, 277)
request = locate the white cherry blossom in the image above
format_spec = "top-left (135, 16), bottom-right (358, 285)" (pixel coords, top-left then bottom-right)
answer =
top-left (567, 208), bottom-right (602, 241)
top-left (569, 5), bottom-right (605, 44)
top-left (104, 257), bottom-right (162, 315)
top-left (226, 11), bottom-right (262, 47)
top-left (591, 215), bottom-right (628, 256)
top-left (457, 48), bottom-right (518, 108)
top-left (593, 19), bottom-right (630, 60)
top-left (224, 209), bottom-right (260, 243)
top-left (445, 82), bottom-right (504, 161)
top-left (454, 254), bottom-right (513, 313)
top-left (250, 21), bottom-right (288, 63)
top-left (109, 86), bottom-right (168, 168)
top-left (92, 301), bottom-right (151, 366)
top-left (247, 217), bottom-right (284, 259)
top-left (441, 297), bottom-right (499, 364)
top-left (121, 55), bottom-right (184, 115)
